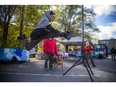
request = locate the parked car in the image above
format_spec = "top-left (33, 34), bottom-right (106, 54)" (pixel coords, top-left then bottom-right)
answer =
top-left (29, 47), bottom-right (36, 58)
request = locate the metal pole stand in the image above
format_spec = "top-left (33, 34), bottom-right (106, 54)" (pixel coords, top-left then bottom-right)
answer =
top-left (63, 54), bottom-right (94, 82)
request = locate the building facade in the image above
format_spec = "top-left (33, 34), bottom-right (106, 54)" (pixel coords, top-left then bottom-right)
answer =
top-left (98, 38), bottom-right (116, 50)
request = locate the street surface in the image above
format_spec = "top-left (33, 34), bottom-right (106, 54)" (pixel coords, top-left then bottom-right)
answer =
top-left (0, 57), bottom-right (116, 82)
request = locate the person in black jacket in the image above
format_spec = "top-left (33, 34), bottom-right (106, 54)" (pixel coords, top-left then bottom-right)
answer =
top-left (110, 47), bottom-right (116, 61)
top-left (17, 10), bottom-right (73, 51)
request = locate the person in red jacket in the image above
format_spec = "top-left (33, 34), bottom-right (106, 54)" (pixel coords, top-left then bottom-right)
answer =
top-left (43, 38), bottom-right (58, 71)
top-left (84, 42), bottom-right (96, 67)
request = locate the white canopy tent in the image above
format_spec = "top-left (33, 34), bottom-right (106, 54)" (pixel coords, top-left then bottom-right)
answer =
top-left (59, 36), bottom-right (89, 46)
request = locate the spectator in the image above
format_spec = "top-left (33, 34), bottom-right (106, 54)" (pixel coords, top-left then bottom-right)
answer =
top-left (106, 46), bottom-right (108, 57)
top-left (84, 42), bottom-right (96, 67)
top-left (43, 38), bottom-right (58, 71)
top-left (110, 47), bottom-right (116, 61)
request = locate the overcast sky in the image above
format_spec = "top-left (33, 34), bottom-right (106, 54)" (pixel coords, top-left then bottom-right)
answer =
top-left (92, 5), bottom-right (116, 40)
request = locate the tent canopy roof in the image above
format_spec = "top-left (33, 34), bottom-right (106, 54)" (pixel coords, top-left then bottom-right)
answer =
top-left (59, 36), bottom-right (90, 46)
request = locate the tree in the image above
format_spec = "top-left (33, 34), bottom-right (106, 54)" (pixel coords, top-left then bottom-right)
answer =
top-left (0, 5), bottom-right (17, 40)
top-left (56, 5), bottom-right (82, 37)
top-left (84, 7), bottom-right (100, 40)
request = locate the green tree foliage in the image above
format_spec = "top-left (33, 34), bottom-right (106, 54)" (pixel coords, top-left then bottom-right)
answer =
top-left (0, 5), bottom-right (17, 39)
top-left (56, 5), bottom-right (82, 37)
top-left (84, 7), bottom-right (100, 40)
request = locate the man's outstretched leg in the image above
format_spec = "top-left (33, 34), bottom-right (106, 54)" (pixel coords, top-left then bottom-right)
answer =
top-left (17, 29), bottom-right (73, 51)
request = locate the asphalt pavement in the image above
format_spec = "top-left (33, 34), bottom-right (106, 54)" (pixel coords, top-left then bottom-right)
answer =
top-left (0, 56), bottom-right (116, 82)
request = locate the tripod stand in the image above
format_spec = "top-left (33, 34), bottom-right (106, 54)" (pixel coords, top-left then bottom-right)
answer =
top-left (63, 5), bottom-right (94, 82)
top-left (63, 54), bottom-right (94, 82)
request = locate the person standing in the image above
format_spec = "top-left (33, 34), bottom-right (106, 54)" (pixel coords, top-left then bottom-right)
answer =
top-left (110, 47), bottom-right (116, 61)
top-left (106, 46), bottom-right (108, 57)
top-left (84, 42), bottom-right (96, 67)
top-left (43, 38), bottom-right (58, 71)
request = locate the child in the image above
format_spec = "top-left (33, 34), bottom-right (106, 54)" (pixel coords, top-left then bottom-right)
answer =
top-left (18, 10), bottom-right (73, 51)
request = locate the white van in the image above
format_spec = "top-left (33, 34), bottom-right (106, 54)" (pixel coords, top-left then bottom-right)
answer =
top-left (29, 47), bottom-right (36, 58)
